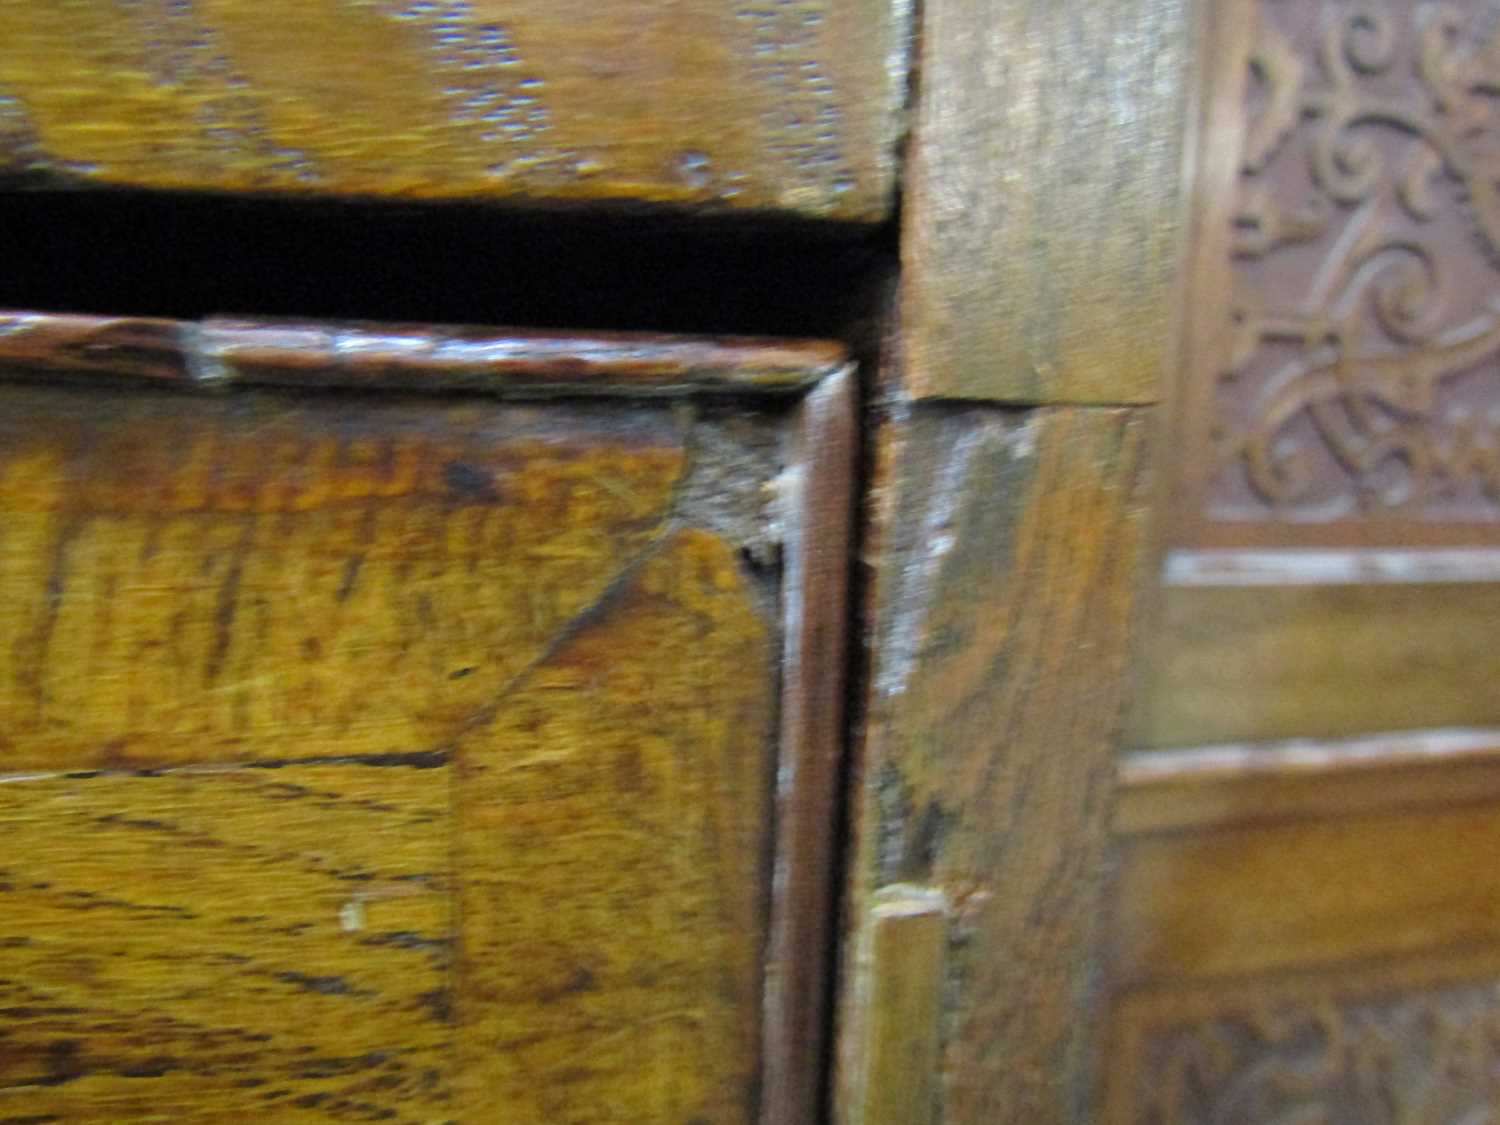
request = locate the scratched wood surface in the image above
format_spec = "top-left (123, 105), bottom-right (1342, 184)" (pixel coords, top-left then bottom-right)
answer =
top-left (0, 384), bottom-right (685, 771)
top-left (0, 354), bottom-right (827, 1121)
top-left (0, 0), bottom-right (904, 219)
top-left (835, 405), bottom-right (1153, 1124)
top-left (0, 763), bottom-right (454, 1122)
top-left (899, 0), bottom-right (1192, 402)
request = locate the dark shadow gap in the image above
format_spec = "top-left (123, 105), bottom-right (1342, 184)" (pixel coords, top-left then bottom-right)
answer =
top-left (0, 189), bottom-right (895, 341)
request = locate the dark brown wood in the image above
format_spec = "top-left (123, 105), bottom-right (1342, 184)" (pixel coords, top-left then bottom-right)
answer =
top-left (762, 366), bottom-right (856, 1125)
top-left (835, 403), bottom-right (1153, 1124)
top-left (0, 311), bottom-right (846, 396)
top-left (1166, 0), bottom-right (1500, 548)
top-left (900, 0), bottom-right (1193, 403)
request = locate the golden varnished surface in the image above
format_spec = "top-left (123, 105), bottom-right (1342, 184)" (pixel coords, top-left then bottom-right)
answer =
top-left (0, 380), bottom-right (786, 1122)
top-left (0, 0), bottom-right (903, 219)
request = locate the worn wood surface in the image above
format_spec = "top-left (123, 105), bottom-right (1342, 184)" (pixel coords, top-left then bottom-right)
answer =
top-left (0, 332), bottom-right (853, 1122)
top-left (0, 384), bottom-right (685, 771)
top-left (0, 762), bottom-right (453, 1122)
top-left (900, 0), bottom-right (1191, 402)
top-left (761, 368), bottom-right (855, 1125)
top-left (1131, 580), bottom-right (1500, 749)
top-left (836, 405), bottom-right (1153, 1124)
top-left (841, 887), bottom-right (947, 1125)
top-left (453, 529), bottom-right (775, 1123)
top-left (0, 312), bottom-right (849, 396)
top-left (0, 0), bottom-right (905, 219)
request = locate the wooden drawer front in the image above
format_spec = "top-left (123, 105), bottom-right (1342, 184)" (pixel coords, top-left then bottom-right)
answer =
top-left (0, 318), bottom-right (853, 1123)
top-left (0, 1), bottom-right (904, 220)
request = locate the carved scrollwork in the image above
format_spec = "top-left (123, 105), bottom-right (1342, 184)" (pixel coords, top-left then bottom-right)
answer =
top-left (1211, 1), bottom-right (1500, 521)
top-left (1137, 982), bottom-right (1500, 1124)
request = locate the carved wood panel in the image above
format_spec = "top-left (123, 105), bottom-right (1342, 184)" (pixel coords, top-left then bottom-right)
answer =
top-left (1132, 979), bottom-right (1500, 1125)
top-left (1175, 0), bottom-right (1500, 546)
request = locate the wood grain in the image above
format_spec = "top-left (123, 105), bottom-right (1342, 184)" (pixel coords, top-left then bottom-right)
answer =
top-left (0, 0), bottom-right (905, 219)
top-left (1117, 728), bottom-right (1500, 834)
top-left (841, 887), bottom-right (948, 1125)
top-left (0, 761), bottom-right (453, 1122)
top-left (1106, 738), bottom-right (1500, 1120)
top-left (1113, 797), bottom-right (1500, 990)
top-left (454, 529), bottom-right (774, 1123)
top-left (1131, 581), bottom-right (1500, 748)
top-left (0, 339), bottom-right (853, 1121)
top-left (900, 0), bottom-right (1192, 402)
top-left (835, 405), bottom-right (1153, 1124)
top-left (0, 383), bottom-right (685, 771)
top-left (761, 368), bottom-right (855, 1125)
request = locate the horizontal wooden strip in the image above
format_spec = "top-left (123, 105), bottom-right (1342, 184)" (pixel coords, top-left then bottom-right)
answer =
top-left (0, 312), bottom-right (847, 396)
top-left (1113, 797), bottom-right (1500, 987)
top-left (1117, 728), bottom-right (1500, 834)
top-left (1130, 582), bottom-right (1500, 748)
top-left (0, 0), bottom-right (905, 220)
top-left (1164, 548), bottom-right (1500, 586)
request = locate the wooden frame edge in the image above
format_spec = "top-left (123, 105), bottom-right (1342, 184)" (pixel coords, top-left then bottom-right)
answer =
top-left (0, 310), bottom-right (847, 397)
top-left (0, 316), bottom-right (857, 1120)
top-left (761, 365), bottom-right (857, 1125)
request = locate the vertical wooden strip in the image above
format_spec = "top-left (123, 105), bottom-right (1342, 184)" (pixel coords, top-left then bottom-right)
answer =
top-left (901, 0), bottom-right (1193, 403)
top-left (836, 405), bottom-right (1153, 1124)
top-left (844, 886), bottom-right (949, 1125)
top-left (762, 367), bottom-right (857, 1125)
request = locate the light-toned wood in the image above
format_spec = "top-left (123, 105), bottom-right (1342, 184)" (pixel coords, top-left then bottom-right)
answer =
top-left (835, 404), bottom-right (1153, 1124)
top-left (900, 0), bottom-right (1192, 402)
top-left (1113, 798), bottom-right (1500, 989)
top-left (1105, 761), bottom-right (1500, 1121)
top-left (843, 886), bottom-right (948, 1125)
top-left (1117, 729), bottom-right (1500, 834)
top-left (1131, 581), bottom-right (1500, 749)
top-left (0, 762), bottom-right (453, 1121)
top-left (0, 0), bottom-right (905, 219)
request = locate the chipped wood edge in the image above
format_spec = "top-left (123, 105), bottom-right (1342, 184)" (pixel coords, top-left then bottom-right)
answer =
top-left (761, 364), bottom-right (857, 1125)
top-left (840, 885), bottom-right (949, 1125)
top-left (0, 311), bottom-right (848, 397)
